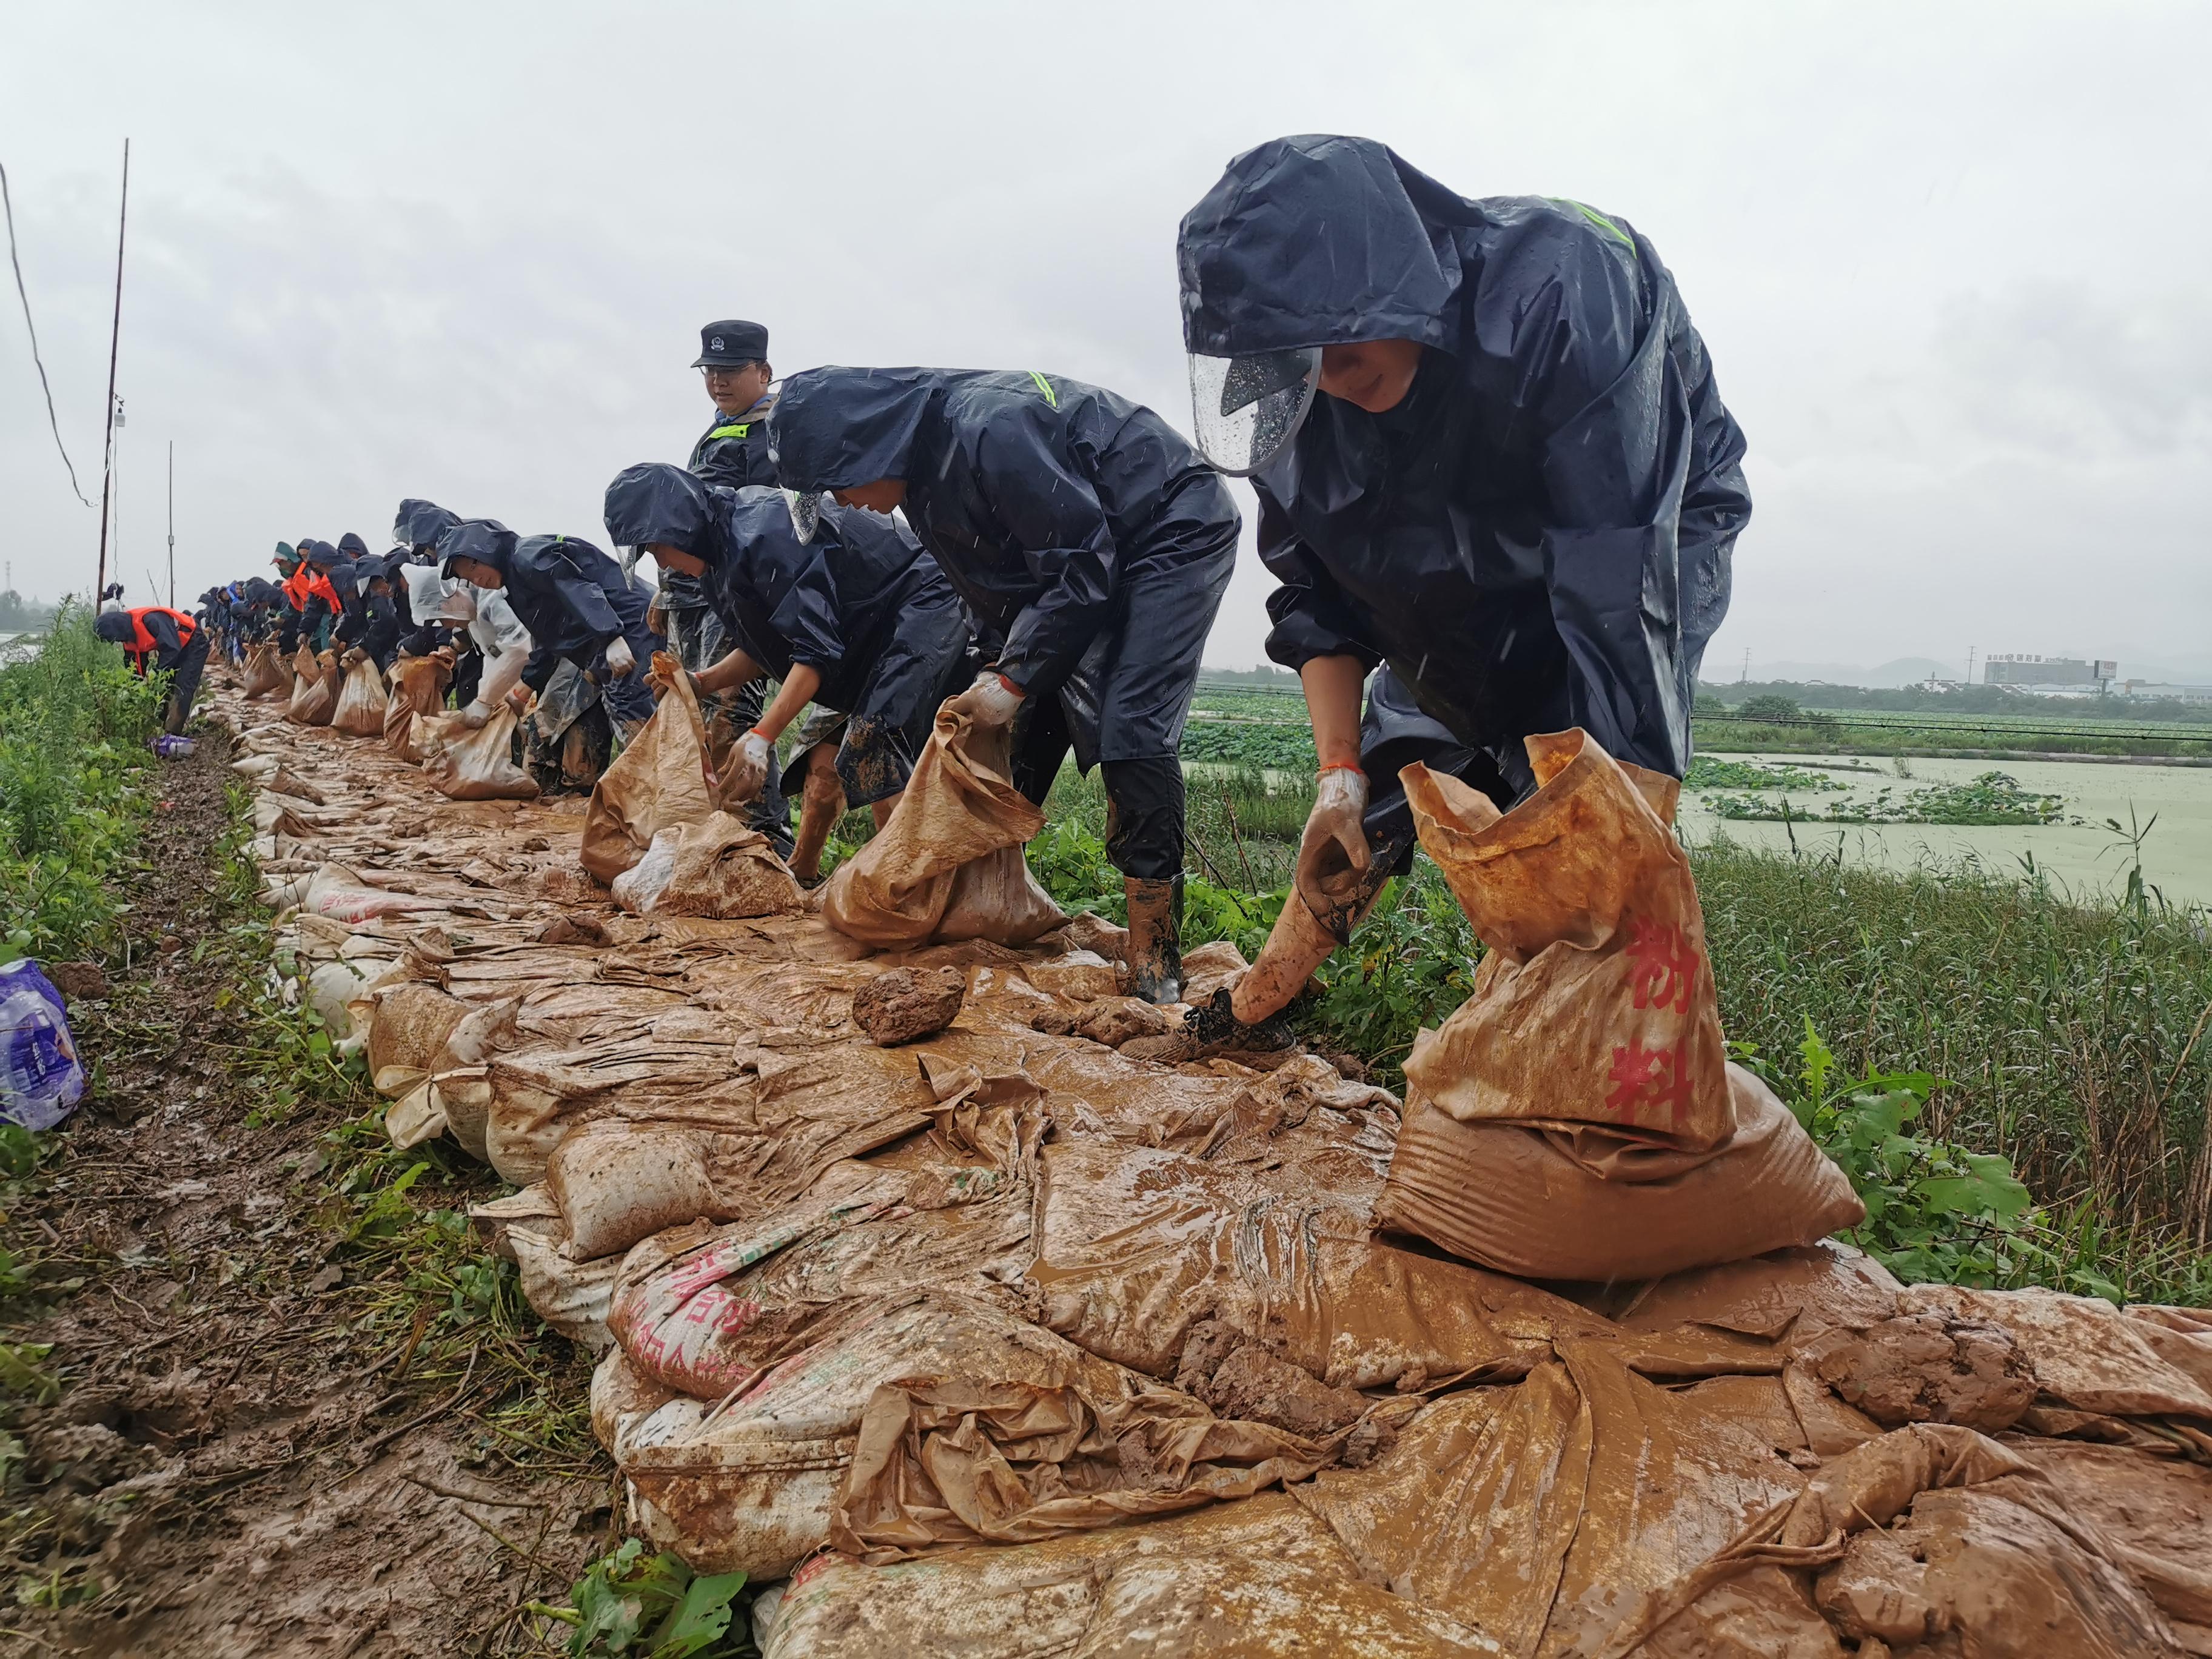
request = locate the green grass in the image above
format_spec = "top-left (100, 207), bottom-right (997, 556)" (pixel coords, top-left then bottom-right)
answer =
top-left (0, 605), bottom-right (164, 961)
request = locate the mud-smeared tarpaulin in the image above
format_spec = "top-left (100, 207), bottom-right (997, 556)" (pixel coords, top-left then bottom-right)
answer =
top-left (203, 663), bottom-right (2212, 1659)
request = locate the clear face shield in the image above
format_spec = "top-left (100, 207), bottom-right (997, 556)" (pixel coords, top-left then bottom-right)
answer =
top-left (785, 486), bottom-right (824, 545)
top-left (1187, 346), bottom-right (1320, 476)
top-left (403, 564), bottom-right (476, 625)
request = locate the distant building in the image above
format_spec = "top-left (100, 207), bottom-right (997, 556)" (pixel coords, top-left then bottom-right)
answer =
top-left (2119, 680), bottom-right (2212, 704)
top-left (1984, 654), bottom-right (2117, 692)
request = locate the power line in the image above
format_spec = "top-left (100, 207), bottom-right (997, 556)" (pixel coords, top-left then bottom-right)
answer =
top-left (0, 158), bottom-right (92, 507)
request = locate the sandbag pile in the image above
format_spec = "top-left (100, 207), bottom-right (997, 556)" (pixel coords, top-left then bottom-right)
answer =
top-left (204, 669), bottom-right (2212, 1659)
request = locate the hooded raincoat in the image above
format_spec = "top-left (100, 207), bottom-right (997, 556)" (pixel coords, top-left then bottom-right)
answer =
top-left (1178, 134), bottom-right (1750, 806)
top-left (768, 367), bottom-right (1238, 771)
top-left (395, 499), bottom-right (461, 555)
top-left (438, 521), bottom-right (658, 723)
top-left (605, 464), bottom-right (970, 805)
top-left (402, 564), bottom-right (532, 711)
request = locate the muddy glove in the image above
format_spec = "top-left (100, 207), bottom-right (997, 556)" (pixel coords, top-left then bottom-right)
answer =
top-left (340, 646), bottom-right (367, 668)
top-left (1295, 765), bottom-right (1371, 944)
top-left (948, 670), bottom-right (1024, 731)
top-left (726, 729), bottom-right (774, 803)
top-left (605, 637), bottom-right (636, 678)
top-left (645, 657), bottom-right (694, 702)
top-left (506, 685), bottom-right (535, 717)
top-left (456, 700), bottom-right (492, 729)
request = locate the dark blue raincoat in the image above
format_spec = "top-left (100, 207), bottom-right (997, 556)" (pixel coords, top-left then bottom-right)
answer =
top-left (439, 521), bottom-right (659, 720)
top-left (1179, 134), bottom-right (1750, 794)
top-left (395, 499), bottom-right (460, 554)
top-left (605, 463), bottom-right (970, 804)
top-left (768, 367), bottom-right (1237, 768)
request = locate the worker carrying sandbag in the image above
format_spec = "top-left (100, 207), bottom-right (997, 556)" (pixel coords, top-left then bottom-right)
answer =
top-left (437, 520), bottom-right (661, 743)
top-left (295, 540), bottom-right (361, 655)
top-left (769, 366), bottom-right (1239, 1003)
top-left (95, 604), bottom-right (209, 736)
top-left (400, 560), bottom-right (532, 720)
top-left (1170, 134), bottom-right (1752, 1047)
top-left (665, 318), bottom-right (794, 859)
top-left (603, 463), bottom-right (971, 849)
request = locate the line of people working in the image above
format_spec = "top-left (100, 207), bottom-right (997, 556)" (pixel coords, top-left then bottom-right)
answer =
top-left (173, 133), bottom-right (1751, 1027)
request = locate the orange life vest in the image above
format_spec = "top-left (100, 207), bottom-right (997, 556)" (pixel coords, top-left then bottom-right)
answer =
top-left (120, 606), bottom-right (197, 659)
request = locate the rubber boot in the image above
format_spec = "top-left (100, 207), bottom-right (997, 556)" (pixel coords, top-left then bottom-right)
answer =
top-left (1124, 877), bottom-right (1183, 1005)
top-left (789, 765), bottom-right (846, 886)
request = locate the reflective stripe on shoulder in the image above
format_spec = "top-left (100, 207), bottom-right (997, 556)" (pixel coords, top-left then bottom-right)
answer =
top-left (1555, 198), bottom-right (1635, 251)
top-left (708, 423), bottom-right (751, 440)
top-left (1025, 370), bottom-right (1058, 409)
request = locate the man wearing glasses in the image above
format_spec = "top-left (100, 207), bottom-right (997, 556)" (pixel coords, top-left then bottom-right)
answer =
top-left (677, 320), bottom-right (793, 853)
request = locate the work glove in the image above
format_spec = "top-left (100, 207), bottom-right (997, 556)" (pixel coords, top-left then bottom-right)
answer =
top-left (645, 657), bottom-right (694, 702)
top-left (948, 670), bottom-right (1024, 731)
top-left (506, 685), bottom-right (535, 717)
top-left (1294, 766), bottom-right (1371, 944)
top-left (455, 700), bottom-right (492, 729)
top-left (605, 637), bottom-right (636, 678)
top-left (726, 729), bottom-right (774, 803)
top-left (340, 646), bottom-right (367, 668)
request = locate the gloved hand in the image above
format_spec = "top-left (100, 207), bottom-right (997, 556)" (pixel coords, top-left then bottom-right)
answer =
top-left (948, 670), bottom-right (1024, 731)
top-left (605, 637), bottom-right (636, 678)
top-left (646, 657), bottom-right (694, 701)
top-left (340, 646), bottom-right (367, 668)
top-left (1294, 765), bottom-right (1371, 943)
top-left (726, 728), bottom-right (774, 802)
top-left (456, 700), bottom-right (493, 729)
top-left (506, 685), bottom-right (534, 717)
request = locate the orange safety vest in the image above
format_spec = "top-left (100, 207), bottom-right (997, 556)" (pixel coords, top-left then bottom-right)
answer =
top-left (281, 568), bottom-right (312, 610)
top-left (306, 570), bottom-right (339, 607)
top-left (120, 606), bottom-right (197, 665)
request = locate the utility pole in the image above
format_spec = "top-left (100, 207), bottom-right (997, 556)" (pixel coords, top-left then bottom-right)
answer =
top-left (93, 139), bottom-right (130, 603)
top-left (1966, 645), bottom-right (1977, 686)
top-left (1738, 646), bottom-right (1751, 685)
top-left (166, 440), bottom-right (175, 606)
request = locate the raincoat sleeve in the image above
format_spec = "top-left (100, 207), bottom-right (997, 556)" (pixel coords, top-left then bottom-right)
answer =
top-left (473, 597), bottom-right (531, 709)
top-left (763, 544), bottom-right (846, 672)
top-left (1674, 323), bottom-right (1752, 679)
top-left (1510, 223), bottom-right (1707, 776)
top-left (1255, 486), bottom-right (1381, 673)
top-left (974, 407), bottom-right (1119, 694)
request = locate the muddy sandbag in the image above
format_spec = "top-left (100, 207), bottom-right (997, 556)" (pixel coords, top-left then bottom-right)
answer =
top-left (581, 659), bottom-right (717, 883)
top-left (823, 703), bottom-right (1058, 948)
top-left (1376, 1062), bottom-right (1865, 1281)
top-left (241, 640), bottom-right (289, 698)
top-left (286, 647), bottom-right (341, 725)
top-left (383, 653), bottom-right (452, 759)
top-left (756, 1494), bottom-right (1378, 1659)
top-left (1900, 1283), bottom-right (2212, 1425)
top-left (328, 654), bottom-right (389, 737)
top-left (363, 982), bottom-right (472, 1098)
top-left (546, 1128), bottom-right (719, 1261)
top-left (608, 1168), bottom-right (1035, 1393)
top-left (1296, 1342), bottom-right (1808, 1658)
top-left (1400, 730), bottom-right (1729, 1150)
top-left (469, 1186), bottom-right (620, 1352)
top-left (609, 814), bottom-right (805, 919)
top-left (595, 1287), bottom-right (1342, 1580)
top-left (419, 706), bottom-right (539, 800)
top-left (1030, 1141), bottom-right (1585, 1390)
top-left (1584, 1424), bottom-right (2186, 1659)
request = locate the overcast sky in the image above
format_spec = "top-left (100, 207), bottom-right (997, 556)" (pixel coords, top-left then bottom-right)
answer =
top-left (4, 0), bottom-right (2208, 678)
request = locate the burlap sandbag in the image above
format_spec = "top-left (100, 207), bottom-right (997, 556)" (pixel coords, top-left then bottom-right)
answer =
top-left (329, 655), bottom-right (389, 736)
top-left (419, 707), bottom-right (538, 800)
top-left (608, 813), bottom-right (805, 919)
top-left (580, 657), bottom-right (717, 883)
top-left (1375, 1062), bottom-right (1865, 1281)
top-left (241, 641), bottom-right (288, 699)
top-left (286, 647), bottom-right (341, 726)
top-left (383, 653), bottom-right (451, 760)
top-left (824, 703), bottom-right (1060, 948)
top-left (1399, 729), bottom-right (1729, 1151)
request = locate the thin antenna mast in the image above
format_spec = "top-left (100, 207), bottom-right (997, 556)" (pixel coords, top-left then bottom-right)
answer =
top-left (93, 139), bottom-right (130, 602)
top-left (166, 440), bottom-right (175, 606)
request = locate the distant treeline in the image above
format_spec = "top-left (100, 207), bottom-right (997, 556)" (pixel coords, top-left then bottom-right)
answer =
top-left (1699, 679), bottom-right (2212, 726)
top-left (0, 592), bottom-right (59, 632)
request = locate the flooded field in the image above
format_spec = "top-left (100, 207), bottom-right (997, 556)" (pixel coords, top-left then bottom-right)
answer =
top-left (1680, 752), bottom-right (2212, 908)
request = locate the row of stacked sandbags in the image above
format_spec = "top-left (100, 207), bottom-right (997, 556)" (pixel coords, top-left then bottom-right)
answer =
top-left (203, 669), bottom-right (2212, 1657)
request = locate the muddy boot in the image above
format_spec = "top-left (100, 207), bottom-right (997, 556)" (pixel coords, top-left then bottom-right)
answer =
top-left (789, 765), bottom-right (846, 886)
top-left (1121, 986), bottom-right (1297, 1068)
top-left (1123, 877), bottom-right (1184, 1005)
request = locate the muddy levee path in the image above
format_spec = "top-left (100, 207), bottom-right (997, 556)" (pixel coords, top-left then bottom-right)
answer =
top-left (3, 723), bottom-right (605, 1658)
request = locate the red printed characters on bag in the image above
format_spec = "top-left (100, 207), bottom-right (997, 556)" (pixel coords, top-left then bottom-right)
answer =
top-left (1624, 917), bottom-right (1700, 1014)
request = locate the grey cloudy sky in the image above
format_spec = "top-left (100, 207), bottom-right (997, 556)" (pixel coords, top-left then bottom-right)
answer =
top-left (4, 0), bottom-right (2208, 678)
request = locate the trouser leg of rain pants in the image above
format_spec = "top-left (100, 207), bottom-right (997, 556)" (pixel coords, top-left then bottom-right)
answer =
top-left (1013, 693), bottom-right (1185, 882)
top-left (162, 634), bottom-right (211, 736)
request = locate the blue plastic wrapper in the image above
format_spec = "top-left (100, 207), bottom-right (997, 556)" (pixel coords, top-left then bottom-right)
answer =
top-left (0, 960), bottom-right (85, 1131)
